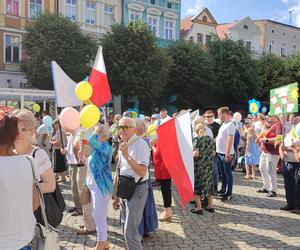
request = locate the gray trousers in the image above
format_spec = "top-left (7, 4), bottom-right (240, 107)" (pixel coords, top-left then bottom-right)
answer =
top-left (69, 164), bottom-right (81, 210)
top-left (120, 182), bottom-right (148, 250)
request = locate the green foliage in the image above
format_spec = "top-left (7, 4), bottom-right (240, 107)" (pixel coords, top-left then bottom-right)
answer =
top-left (285, 52), bottom-right (300, 85)
top-left (207, 37), bottom-right (262, 105)
top-left (101, 23), bottom-right (172, 103)
top-left (257, 54), bottom-right (291, 99)
top-left (165, 40), bottom-right (216, 109)
top-left (22, 13), bottom-right (96, 90)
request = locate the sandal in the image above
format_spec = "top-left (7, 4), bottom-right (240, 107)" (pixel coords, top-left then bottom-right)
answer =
top-left (71, 210), bottom-right (83, 216)
top-left (76, 228), bottom-right (96, 235)
top-left (190, 208), bottom-right (203, 214)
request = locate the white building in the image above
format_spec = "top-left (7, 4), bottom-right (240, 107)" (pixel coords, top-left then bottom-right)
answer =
top-left (56, 0), bottom-right (122, 39)
top-left (216, 17), bottom-right (263, 56)
top-left (181, 8), bottom-right (217, 45)
top-left (254, 19), bottom-right (300, 57)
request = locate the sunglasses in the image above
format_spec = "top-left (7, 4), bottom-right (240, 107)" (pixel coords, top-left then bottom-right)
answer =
top-left (117, 125), bottom-right (134, 131)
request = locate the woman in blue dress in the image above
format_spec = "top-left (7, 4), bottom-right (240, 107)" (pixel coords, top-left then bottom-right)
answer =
top-left (244, 125), bottom-right (261, 180)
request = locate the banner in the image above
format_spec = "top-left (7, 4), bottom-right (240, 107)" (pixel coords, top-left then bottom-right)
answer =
top-left (269, 82), bottom-right (298, 116)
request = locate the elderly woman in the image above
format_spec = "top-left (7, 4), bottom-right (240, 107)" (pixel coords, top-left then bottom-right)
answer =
top-left (0, 111), bottom-right (40, 250)
top-left (191, 123), bottom-right (215, 214)
top-left (13, 109), bottom-right (55, 193)
top-left (88, 124), bottom-right (113, 250)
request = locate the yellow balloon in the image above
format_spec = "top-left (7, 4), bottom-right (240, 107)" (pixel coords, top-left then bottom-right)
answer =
top-left (131, 111), bottom-right (137, 118)
top-left (147, 124), bottom-right (157, 136)
top-left (80, 104), bottom-right (100, 128)
top-left (75, 81), bottom-right (93, 101)
top-left (32, 103), bottom-right (40, 112)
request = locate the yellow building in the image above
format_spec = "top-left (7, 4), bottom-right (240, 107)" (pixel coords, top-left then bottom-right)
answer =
top-left (0, 0), bottom-right (55, 88)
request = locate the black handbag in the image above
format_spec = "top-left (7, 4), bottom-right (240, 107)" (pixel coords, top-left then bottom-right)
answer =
top-left (116, 175), bottom-right (142, 200)
top-left (32, 148), bottom-right (66, 228)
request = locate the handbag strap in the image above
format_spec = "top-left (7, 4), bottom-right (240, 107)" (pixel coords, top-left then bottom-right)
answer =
top-left (25, 155), bottom-right (50, 229)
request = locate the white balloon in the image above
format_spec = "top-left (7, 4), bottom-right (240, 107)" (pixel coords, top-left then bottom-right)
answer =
top-left (233, 112), bottom-right (242, 122)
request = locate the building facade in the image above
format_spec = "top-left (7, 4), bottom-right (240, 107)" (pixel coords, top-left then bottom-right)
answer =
top-left (181, 8), bottom-right (217, 46)
top-left (56, 0), bottom-right (122, 39)
top-left (0, 0), bottom-right (55, 88)
top-left (123, 0), bottom-right (181, 47)
top-left (216, 17), bottom-right (262, 56)
top-left (254, 20), bottom-right (300, 57)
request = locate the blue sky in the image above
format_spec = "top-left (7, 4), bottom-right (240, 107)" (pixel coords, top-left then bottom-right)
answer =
top-left (182, 0), bottom-right (300, 27)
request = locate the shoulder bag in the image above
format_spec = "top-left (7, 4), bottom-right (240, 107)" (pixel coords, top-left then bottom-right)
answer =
top-left (32, 148), bottom-right (66, 228)
top-left (26, 156), bottom-right (60, 250)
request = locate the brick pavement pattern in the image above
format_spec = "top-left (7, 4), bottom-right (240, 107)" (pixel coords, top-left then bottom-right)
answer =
top-left (58, 170), bottom-right (300, 250)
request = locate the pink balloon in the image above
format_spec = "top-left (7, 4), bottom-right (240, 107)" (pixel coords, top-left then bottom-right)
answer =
top-left (59, 107), bottom-right (80, 131)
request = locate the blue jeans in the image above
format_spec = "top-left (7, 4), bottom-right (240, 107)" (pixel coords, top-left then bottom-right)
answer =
top-left (283, 161), bottom-right (300, 209)
top-left (217, 153), bottom-right (233, 196)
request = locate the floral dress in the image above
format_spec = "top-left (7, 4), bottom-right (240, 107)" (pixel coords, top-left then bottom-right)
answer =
top-left (193, 135), bottom-right (215, 197)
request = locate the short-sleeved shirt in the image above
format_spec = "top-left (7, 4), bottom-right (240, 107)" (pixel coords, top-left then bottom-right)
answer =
top-left (119, 134), bottom-right (150, 182)
top-left (0, 155), bottom-right (39, 250)
top-left (30, 147), bottom-right (52, 175)
top-left (261, 122), bottom-right (282, 155)
top-left (216, 121), bottom-right (236, 154)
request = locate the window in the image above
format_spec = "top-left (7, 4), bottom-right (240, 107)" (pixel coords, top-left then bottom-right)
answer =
top-left (293, 45), bottom-right (296, 54)
top-left (129, 12), bottom-right (140, 23)
top-left (5, 34), bottom-right (21, 63)
top-left (245, 41), bottom-right (251, 51)
top-left (167, 2), bottom-right (172, 9)
top-left (66, 0), bottom-right (77, 21)
top-left (29, 0), bottom-right (42, 18)
top-left (281, 43), bottom-right (286, 57)
top-left (104, 6), bottom-right (114, 26)
top-left (197, 33), bottom-right (203, 44)
top-left (272, 29), bottom-right (275, 33)
top-left (189, 36), bottom-right (194, 42)
top-left (6, 0), bottom-right (19, 16)
top-left (150, 0), bottom-right (156, 4)
top-left (165, 20), bottom-right (174, 40)
top-left (206, 35), bottom-right (211, 44)
top-left (85, 1), bottom-right (95, 24)
top-left (148, 17), bottom-right (158, 37)
top-left (243, 25), bottom-right (248, 29)
top-left (202, 16), bottom-right (207, 22)
top-left (283, 32), bottom-right (285, 36)
top-left (269, 40), bottom-right (275, 54)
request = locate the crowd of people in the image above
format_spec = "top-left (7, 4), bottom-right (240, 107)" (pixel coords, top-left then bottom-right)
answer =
top-left (0, 106), bottom-right (299, 250)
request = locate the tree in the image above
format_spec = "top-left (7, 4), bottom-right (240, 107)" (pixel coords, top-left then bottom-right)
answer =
top-left (207, 37), bottom-right (262, 105)
top-left (258, 54), bottom-right (291, 100)
top-left (163, 40), bottom-right (216, 109)
top-left (101, 22), bottom-right (171, 109)
top-left (22, 13), bottom-right (96, 90)
top-left (285, 52), bottom-right (300, 84)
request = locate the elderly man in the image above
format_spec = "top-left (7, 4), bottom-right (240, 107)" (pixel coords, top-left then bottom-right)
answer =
top-left (113, 117), bottom-right (150, 250)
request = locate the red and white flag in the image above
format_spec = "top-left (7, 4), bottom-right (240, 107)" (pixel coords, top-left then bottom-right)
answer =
top-left (89, 46), bottom-right (111, 107)
top-left (157, 111), bottom-right (194, 208)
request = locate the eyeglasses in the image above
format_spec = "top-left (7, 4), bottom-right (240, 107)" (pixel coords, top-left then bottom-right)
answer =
top-left (205, 115), bottom-right (214, 118)
top-left (117, 125), bottom-right (134, 131)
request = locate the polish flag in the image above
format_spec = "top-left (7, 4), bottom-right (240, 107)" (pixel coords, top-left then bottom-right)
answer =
top-left (157, 111), bottom-right (194, 208)
top-left (89, 46), bottom-right (111, 107)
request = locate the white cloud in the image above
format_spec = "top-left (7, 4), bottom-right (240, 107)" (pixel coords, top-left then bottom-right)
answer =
top-left (281, 0), bottom-right (289, 4)
top-left (185, 0), bottom-right (205, 17)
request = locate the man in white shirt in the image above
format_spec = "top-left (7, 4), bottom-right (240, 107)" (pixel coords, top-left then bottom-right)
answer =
top-left (113, 117), bottom-right (150, 250)
top-left (216, 107), bottom-right (235, 201)
top-left (36, 123), bottom-right (53, 157)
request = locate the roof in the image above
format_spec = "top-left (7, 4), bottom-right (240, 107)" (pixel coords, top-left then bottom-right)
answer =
top-left (192, 8), bottom-right (217, 24)
top-left (180, 16), bottom-right (192, 38)
top-left (254, 19), bottom-right (300, 30)
top-left (216, 21), bottom-right (237, 39)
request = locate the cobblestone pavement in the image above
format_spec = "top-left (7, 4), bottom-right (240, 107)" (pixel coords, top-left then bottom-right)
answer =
top-left (58, 169), bottom-right (300, 250)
